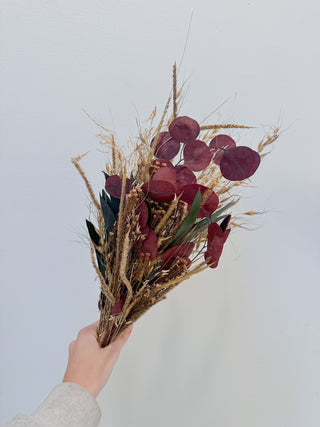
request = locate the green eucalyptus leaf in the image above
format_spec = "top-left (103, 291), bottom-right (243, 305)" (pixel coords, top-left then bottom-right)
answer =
top-left (101, 189), bottom-right (119, 216)
top-left (101, 189), bottom-right (108, 201)
top-left (86, 219), bottom-right (101, 246)
top-left (109, 196), bottom-right (120, 215)
top-left (85, 219), bottom-right (106, 277)
top-left (100, 193), bottom-right (116, 233)
top-left (102, 171), bottom-right (110, 181)
top-left (96, 252), bottom-right (106, 277)
top-left (170, 190), bottom-right (201, 246)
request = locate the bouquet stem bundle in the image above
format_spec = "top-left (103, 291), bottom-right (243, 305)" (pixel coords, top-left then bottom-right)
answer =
top-left (72, 64), bottom-right (279, 347)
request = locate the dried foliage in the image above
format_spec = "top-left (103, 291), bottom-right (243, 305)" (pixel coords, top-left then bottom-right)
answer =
top-left (72, 66), bottom-right (279, 347)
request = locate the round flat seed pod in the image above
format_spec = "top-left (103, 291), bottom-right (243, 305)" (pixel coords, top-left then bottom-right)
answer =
top-left (169, 116), bottom-right (200, 143)
top-left (220, 146), bottom-right (261, 181)
top-left (209, 134), bottom-right (236, 165)
top-left (183, 140), bottom-right (212, 172)
top-left (152, 132), bottom-right (180, 160)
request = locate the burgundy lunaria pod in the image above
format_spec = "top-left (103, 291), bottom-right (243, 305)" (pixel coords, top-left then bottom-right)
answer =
top-left (168, 116), bottom-right (200, 143)
top-left (152, 131), bottom-right (180, 160)
top-left (219, 146), bottom-right (261, 181)
top-left (183, 140), bottom-right (212, 172)
top-left (105, 175), bottom-right (132, 198)
top-left (209, 134), bottom-right (236, 165)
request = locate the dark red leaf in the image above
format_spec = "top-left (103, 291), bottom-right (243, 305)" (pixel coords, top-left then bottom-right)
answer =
top-left (141, 225), bottom-right (150, 237)
top-left (135, 201), bottom-right (149, 228)
top-left (199, 191), bottom-right (219, 218)
top-left (110, 297), bottom-right (125, 315)
top-left (137, 227), bottom-right (158, 260)
top-left (169, 116), bottom-right (200, 143)
top-left (220, 146), bottom-right (261, 181)
top-left (209, 135), bottom-right (236, 165)
top-left (175, 165), bottom-right (196, 188)
top-left (105, 175), bottom-right (132, 198)
top-left (141, 180), bottom-right (175, 202)
top-left (152, 166), bottom-right (177, 191)
top-left (176, 183), bottom-right (204, 205)
top-left (177, 184), bottom-right (219, 218)
top-left (183, 140), bottom-right (212, 172)
top-left (152, 132), bottom-right (180, 160)
top-left (204, 222), bottom-right (230, 268)
top-left (161, 242), bottom-right (195, 269)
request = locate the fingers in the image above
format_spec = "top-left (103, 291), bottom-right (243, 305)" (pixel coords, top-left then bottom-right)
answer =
top-left (77, 321), bottom-right (100, 339)
top-left (107, 324), bottom-right (134, 354)
top-left (76, 320), bottom-right (134, 352)
top-left (81, 320), bottom-right (99, 334)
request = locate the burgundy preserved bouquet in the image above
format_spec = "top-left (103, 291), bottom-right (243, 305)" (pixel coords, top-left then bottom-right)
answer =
top-left (72, 65), bottom-right (279, 347)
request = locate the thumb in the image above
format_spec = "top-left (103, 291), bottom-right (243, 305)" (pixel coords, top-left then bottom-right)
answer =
top-left (108, 324), bottom-right (134, 353)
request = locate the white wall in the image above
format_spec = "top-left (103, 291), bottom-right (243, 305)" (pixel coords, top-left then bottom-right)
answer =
top-left (1, 1), bottom-right (319, 426)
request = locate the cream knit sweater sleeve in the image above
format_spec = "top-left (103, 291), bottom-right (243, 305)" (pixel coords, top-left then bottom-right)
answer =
top-left (2, 383), bottom-right (101, 427)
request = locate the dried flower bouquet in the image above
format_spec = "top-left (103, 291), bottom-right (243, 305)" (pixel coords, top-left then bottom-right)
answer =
top-left (72, 64), bottom-right (279, 347)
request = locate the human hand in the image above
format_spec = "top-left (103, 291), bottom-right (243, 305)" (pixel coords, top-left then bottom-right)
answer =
top-left (63, 321), bottom-right (133, 398)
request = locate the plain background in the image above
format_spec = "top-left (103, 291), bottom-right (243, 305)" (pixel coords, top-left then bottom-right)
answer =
top-left (1, 1), bottom-right (319, 426)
